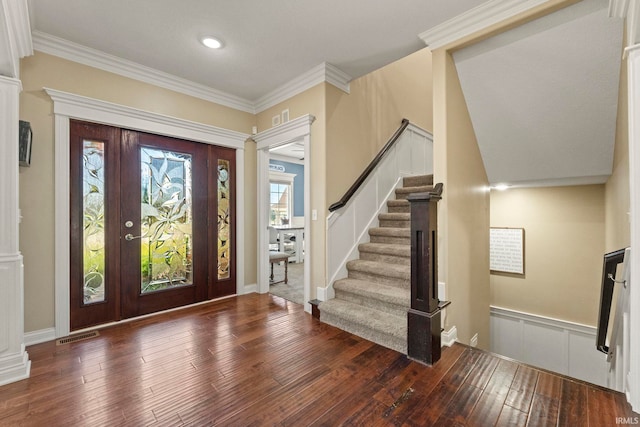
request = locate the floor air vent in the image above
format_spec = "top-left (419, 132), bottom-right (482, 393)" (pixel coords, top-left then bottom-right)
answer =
top-left (56, 330), bottom-right (100, 345)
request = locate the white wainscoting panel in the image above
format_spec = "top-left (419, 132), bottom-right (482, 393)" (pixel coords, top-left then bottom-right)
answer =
top-left (325, 124), bottom-right (433, 292)
top-left (490, 306), bottom-right (608, 387)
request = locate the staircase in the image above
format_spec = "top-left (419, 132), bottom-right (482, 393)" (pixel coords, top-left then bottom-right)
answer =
top-left (319, 174), bottom-right (434, 353)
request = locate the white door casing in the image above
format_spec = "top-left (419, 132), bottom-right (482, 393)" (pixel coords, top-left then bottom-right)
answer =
top-left (253, 115), bottom-right (314, 313)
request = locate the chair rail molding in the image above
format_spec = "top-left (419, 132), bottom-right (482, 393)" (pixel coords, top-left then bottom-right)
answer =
top-left (45, 88), bottom-right (249, 338)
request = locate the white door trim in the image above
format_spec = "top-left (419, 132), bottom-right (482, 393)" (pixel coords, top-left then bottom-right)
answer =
top-left (253, 114), bottom-right (315, 313)
top-left (45, 88), bottom-right (250, 338)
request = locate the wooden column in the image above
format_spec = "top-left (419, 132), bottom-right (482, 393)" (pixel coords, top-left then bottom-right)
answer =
top-left (407, 183), bottom-right (444, 365)
top-left (0, 76), bottom-right (31, 385)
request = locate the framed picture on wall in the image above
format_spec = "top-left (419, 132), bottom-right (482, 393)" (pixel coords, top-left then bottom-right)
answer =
top-left (490, 227), bottom-right (525, 274)
top-left (19, 120), bottom-right (32, 167)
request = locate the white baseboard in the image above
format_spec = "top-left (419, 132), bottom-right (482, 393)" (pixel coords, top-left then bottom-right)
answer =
top-left (442, 326), bottom-right (458, 347)
top-left (24, 327), bottom-right (56, 346)
top-left (242, 283), bottom-right (258, 294)
top-left (490, 306), bottom-right (608, 387)
top-left (316, 286), bottom-right (333, 301)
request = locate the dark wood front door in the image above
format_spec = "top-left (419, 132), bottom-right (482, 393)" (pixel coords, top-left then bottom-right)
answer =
top-left (69, 120), bottom-right (236, 331)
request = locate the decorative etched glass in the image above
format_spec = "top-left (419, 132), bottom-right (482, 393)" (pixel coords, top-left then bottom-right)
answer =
top-left (140, 147), bottom-right (193, 293)
top-left (218, 159), bottom-right (231, 280)
top-left (82, 140), bottom-right (106, 304)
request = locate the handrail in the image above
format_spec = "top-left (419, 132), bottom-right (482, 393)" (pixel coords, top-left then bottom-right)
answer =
top-left (328, 118), bottom-right (410, 212)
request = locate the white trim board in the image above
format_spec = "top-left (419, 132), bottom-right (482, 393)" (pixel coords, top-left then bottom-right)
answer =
top-left (419, 0), bottom-right (549, 50)
top-left (490, 306), bottom-right (609, 388)
top-left (24, 328), bottom-right (56, 346)
top-left (46, 88), bottom-right (249, 339)
top-left (33, 31), bottom-right (351, 114)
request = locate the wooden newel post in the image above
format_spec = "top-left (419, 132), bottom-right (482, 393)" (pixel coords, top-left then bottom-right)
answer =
top-left (407, 183), bottom-right (445, 365)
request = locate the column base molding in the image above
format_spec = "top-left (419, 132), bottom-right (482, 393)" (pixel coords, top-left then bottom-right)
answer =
top-left (0, 345), bottom-right (30, 387)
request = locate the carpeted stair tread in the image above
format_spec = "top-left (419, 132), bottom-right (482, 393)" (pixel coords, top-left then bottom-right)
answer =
top-left (359, 243), bottom-right (410, 258)
top-left (378, 213), bottom-right (410, 221)
top-left (347, 259), bottom-right (410, 281)
top-left (319, 299), bottom-right (406, 353)
top-left (387, 199), bottom-right (411, 213)
top-left (359, 242), bottom-right (411, 265)
top-left (395, 185), bottom-right (434, 199)
top-left (403, 174), bottom-right (433, 187)
top-left (334, 278), bottom-right (409, 308)
top-left (368, 227), bottom-right (410, 237)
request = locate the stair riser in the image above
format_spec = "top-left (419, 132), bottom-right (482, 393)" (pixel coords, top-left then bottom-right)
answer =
top-left (348, 270), bottom-right (410, 288)
top-left (379, 219), bottom-right (410, 228)
top-left (360, 252), bottom-right (410, 265)
top-left (370, 235), bottom-right (411, 245)
top-left (387, 205), bottom-right (410, 214)
top-left (403, 175), bottom-right (433, 187)
top-left (320, 312), bottom-right (407, 354)
top-left (335, 289), bottom-right (408, 317)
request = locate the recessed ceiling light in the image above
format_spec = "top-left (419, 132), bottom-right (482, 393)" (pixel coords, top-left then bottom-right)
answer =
top-left (201, 36), bottom-right (223, 49)
top-left (493, 184), bottom-right (510, 191)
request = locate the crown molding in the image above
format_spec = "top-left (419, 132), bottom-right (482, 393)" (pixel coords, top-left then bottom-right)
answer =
top-left (5, 0), bottom-right (32, 58)
top-left (32, 31), bottom-right (353, 115)
top-left (419, 0), bottom-right (548, 50)
top-left (33, 31), bottom-right (255, 113)
top-left (610, 0), bottom-right (640, 46)
top-left (0, 0), bottom-right (33, 78)
top-left (609, 0), bottom-right (629, 17)
top-left (254, 62), bottom-right (351, 113)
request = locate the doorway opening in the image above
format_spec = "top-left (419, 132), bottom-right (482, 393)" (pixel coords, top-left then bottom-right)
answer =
top-left (254, 115), bottom-right (314, 312)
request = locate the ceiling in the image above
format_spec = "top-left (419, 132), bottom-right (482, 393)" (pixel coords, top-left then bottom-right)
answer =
top-left (28, 0), bottom-right (484, 102)
top-left (26, 0), bottom-right (624, 185)
top-left (454, 0), bottom-right (623, 187)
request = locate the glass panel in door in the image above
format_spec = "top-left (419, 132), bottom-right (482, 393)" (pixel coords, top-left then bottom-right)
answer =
top-left (140, 147), bottom-right (194, 293)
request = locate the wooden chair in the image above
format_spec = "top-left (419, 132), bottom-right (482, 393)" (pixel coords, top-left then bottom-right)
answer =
top-left (269, 251), bottom-right (289, 284)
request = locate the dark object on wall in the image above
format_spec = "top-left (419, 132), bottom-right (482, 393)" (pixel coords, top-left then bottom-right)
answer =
top-left (596, 248), bottom-right (627, 355)
top-left (19, 120), bottom-right (32, 167)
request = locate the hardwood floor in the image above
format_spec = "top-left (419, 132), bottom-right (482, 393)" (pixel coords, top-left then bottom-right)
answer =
top-left (1, 293), bottom-right (637, 426)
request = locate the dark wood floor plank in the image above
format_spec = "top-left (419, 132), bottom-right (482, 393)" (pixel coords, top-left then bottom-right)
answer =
top-left (526, 372), bottom-right (562, 427)
top-left (432, 382), bottom-right (483, 426)
top-left (505, 365), bottom-right (539, 413)
top-left (466, 358), bottom-right (519, 426)
top-left (557, 380), bottom-right (588, 426)
top-left (588, 386), bottom-right (639, 426)
top-left (0, 293), bottom-right (637, 427)
top-left (392, 347), bottom-right (482, 426)
top-left (495, 405), bottom-right (529, 427)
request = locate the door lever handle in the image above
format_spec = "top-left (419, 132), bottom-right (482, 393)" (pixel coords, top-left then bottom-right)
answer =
top-left (124, 233), bottom-right (143, 241)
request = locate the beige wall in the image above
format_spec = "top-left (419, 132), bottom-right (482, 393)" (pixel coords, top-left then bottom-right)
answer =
top-left (433, 49), bottom-right (491, 349)
top-left (490, 185), bottom-right (605, 326)
top-left (325, 48), bottom-right (433, 204)
top-left (19, 52), bottom-right (255, 332)
top-left (605, 48), bottom-right (630, 252)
